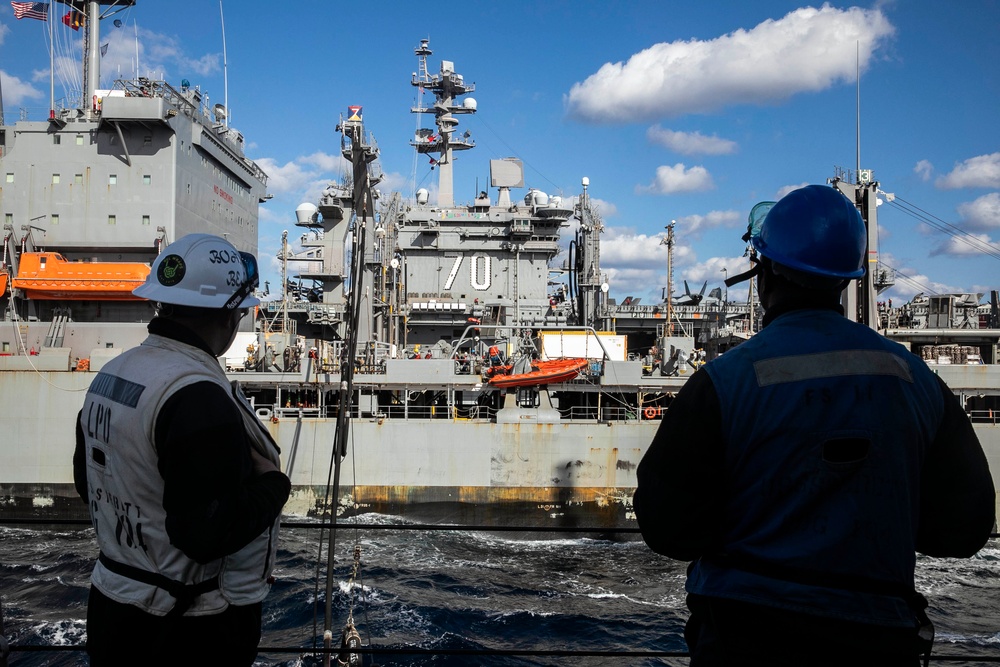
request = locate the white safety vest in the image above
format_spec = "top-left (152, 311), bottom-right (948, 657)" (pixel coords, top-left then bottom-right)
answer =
top-left (79, 333), bottom-right (282, 616)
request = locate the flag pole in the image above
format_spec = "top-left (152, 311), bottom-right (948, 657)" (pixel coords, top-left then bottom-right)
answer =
top-left (0, 40), bottom-right (5, 125)
top-left (49, 1), bottom-right (55, 119)
top-left (220, 0), bottom-right (229, 127)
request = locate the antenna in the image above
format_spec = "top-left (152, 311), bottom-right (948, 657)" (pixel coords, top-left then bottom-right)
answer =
top-left (49, 2), bottom-right (54, 119)
top-left (220, 0), bottom-right (229, 127)
top-left (856, 41), bottom-right (860, 181)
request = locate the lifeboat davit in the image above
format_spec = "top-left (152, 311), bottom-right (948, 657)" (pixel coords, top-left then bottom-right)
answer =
top-left (488, 357), bottom-right (588, 389)
top-left (12, 252), bottom-right (150, 300)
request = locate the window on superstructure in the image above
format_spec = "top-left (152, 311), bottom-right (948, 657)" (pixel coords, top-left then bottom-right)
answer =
top-left (5, 173), bottom-right (12, 183)
top-left (51, 174), bottom-right (60, 184)
top-left (4, 214), bottom-right (12, 225)
top-left (76, 135), bottom-right (84, 146)
top-left (109, 175), bottom-right (117, 185)
top-left (51, 214), bottom-right (59, 225)
top-left (108, 215), bottom-right (116, 225)
top-left (142, 215), bottom-right (150, 226)
top-left (2, 343), bottom-right (9, 353)
top-left (143, 175), bottom-right (151, 185)
top-left (144, 136), bottom-right (152, 146)
top-left (75, 174), bottom-right (83, 184)
top-left (53, 135), bottom-right (61, 145)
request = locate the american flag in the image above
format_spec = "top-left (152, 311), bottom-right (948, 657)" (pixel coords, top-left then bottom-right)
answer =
top-left (11, 1), bottom-right (49, 20)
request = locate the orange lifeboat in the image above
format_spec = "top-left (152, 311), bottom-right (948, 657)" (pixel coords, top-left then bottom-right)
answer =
top-left (488, 357), bottom-right (588, 389)
top-left (12, 252), bottom-right (150, 300)
top-left (0, 268), bottom-right (8, 298)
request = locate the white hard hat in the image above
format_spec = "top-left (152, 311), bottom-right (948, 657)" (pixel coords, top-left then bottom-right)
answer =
top-left (134, 233), bottom-right (261, 309)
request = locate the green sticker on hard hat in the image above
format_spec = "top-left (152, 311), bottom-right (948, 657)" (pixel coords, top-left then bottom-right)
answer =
top-left (157, 254), bottom-right (186, 286)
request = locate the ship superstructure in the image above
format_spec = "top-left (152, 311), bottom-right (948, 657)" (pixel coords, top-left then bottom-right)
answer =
top-left (0, 0), bottom-right (267, 356)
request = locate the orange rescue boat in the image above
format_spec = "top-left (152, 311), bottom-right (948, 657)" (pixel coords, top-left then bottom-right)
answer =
top-left (488, 357), bottom-right (588, 389)
top-left (12, 252), bottom-right (150, 300)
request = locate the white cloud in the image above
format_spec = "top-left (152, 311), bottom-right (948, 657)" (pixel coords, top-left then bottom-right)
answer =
top-left (589, 197), bottom-right (618, 218)
top-left (930, 232), bottom-right (999, 258)
top-left (775, 182), bottom-right (811, 199)
top-left (682, 256), bottom-right (754, 287)
top-left (0, 70), bottom-right (43, 105)
top-left (566, 4), bottom-right (894, 122)
top-left (637, 163), bottom-right (715, 195)
top-left (936, 153), bottom-right (1000, 189)
top-left (300, 151), bottom-right (348, 172)
top-left (914, 160), bottom-right (933, 182)
top-left (138, 29), bottom-right (221, 79)
top-left (254, 157), bottom-right (322, 195)
top-left (600, 230), bottom-right (673, 271)
top-left (646, 126), bottom-right (738, 155)
top-left (677, 210), bottom-right (743, 238)
top-left (957, 192), bottom-right (1000, 232)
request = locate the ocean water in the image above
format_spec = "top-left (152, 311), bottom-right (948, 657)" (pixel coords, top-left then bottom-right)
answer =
top-left (1, 518), bottom-right (998, 666)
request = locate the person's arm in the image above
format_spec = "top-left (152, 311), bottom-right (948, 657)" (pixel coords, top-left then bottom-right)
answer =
top-left (156, 382), bottom-right (290, 564)
top-left (915, 376), bottom-right (995, 557)
top-left (73, 410), bottom-right (88, 502)
top-left (634, 369), bottom-right (727, 561)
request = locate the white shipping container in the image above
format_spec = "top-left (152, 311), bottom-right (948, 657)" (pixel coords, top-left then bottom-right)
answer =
top-left (539, 331), bottom-right (627, 361)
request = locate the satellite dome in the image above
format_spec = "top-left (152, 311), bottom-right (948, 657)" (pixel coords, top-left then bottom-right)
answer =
top-left (295, 202), bottom-right (318, 225)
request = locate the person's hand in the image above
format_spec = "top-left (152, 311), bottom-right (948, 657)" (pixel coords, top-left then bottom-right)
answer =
top-left (249, 446), bottom-right (278, 477)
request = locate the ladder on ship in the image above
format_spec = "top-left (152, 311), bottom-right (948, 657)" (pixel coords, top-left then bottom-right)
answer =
top-left (44, 308), bottom-right (71, 348)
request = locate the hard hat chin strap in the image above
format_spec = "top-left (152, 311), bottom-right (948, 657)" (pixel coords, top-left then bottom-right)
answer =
top-left (724, 263), bottom-right (761, 287)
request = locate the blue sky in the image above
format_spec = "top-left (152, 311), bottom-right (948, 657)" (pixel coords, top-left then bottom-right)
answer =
top-left (2, 0), bottom-right (998, 306)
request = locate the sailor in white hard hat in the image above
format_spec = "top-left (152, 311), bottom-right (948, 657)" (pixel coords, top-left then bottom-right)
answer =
top-left (74, 233), bottom-right (290, 666)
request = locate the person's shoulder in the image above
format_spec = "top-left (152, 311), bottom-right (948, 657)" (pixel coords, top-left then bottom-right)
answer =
top-left (165, 378), bottom-right (231, 405)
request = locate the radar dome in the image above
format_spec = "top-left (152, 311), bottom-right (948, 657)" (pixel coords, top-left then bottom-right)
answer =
top-left (463, 98), bottom-right (478, 110)
top-left (525, 189), bottom-right (549, 207)
top-left (295, 202), bottom-right (318, 225)
top-left (416, 189), bottom-right (429, 205)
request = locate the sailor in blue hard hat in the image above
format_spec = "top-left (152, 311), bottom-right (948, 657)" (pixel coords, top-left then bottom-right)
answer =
top-left (722, 183), bottom-right (867, 295)
top-left (634, 185), bottom-right (994, 667)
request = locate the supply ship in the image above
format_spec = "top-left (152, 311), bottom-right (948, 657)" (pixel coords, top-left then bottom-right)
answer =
top-left (1, 12), bottom-right (997, 526)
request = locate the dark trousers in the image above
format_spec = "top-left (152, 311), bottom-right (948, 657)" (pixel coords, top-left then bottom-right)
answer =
top-left (684, 594), bottom-right (923, 667)
top-left (85, 586), bottom-right (263, 666)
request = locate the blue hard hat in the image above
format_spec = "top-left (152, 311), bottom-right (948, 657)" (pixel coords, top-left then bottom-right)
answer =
top-left (751, 185), bottom-right (867, 279)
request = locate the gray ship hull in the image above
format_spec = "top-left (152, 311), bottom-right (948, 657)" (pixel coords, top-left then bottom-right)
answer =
top-left (2, 365), bottom-right (998, 526)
